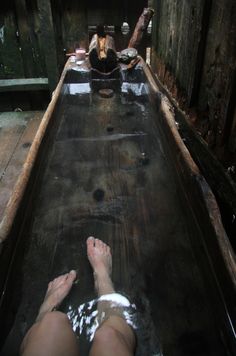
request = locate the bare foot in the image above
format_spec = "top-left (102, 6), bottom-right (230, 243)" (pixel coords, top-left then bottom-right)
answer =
top-left (87, 237), bottom-right (112, 275)
top-left (86, 237), bottom-right (114, 296)
top-left (37, 270), bottom-right (77, 321)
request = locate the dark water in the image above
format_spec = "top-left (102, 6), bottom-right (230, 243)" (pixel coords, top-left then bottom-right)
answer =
top-left (2, 74), bottom-right (226, 355)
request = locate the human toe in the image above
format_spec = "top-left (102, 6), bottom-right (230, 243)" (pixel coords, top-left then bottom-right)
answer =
top-left (96, 239), bottom-right (104, 250)
top-left (67, 270), bottom-right (77, 283)
top-left (87, 236), bottom-right (95, 248)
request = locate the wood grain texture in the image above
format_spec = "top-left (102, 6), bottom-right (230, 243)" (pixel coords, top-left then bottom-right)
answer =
top-left (37, 0), bottom-right (59, 92)
top-left (0, 111), bottom-right (44, 220)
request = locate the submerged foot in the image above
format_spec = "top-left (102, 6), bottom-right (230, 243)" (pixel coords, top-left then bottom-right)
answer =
top-left (37, 270), bottom-right (77, 321)
top-left (86, 237), bottom-right (114, 296)
top-left (87, 236), bottom-right (112, 275)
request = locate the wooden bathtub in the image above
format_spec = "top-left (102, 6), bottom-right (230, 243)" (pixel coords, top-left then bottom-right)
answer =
top-left (0, 58), bottom-right (235, 355)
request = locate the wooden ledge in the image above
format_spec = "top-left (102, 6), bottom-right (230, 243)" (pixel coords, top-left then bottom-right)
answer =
top-left (0, 78), bottom-right (49, 92)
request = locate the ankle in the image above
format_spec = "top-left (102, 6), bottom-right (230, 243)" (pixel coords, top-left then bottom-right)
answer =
top-left (93, 267), bottom-right (110, 279)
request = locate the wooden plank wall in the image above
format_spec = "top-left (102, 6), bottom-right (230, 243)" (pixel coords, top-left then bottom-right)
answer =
top-left (151, 0), bottom-right (236, 163)
top-left (0, 0), bottom-right (148, 112)
top-left (0, 0), bottom-right (147, 91)
top-left (0, 0), bottom-right (55, 91)
top-left (0, 0), bottom-right (147, 111)
top-left (0, 0), bottom-right (51, 111)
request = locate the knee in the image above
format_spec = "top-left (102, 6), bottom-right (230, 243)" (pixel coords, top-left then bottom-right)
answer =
top-left (93, 324), bottom-right (121, 345)
top-left (40, 311), bottom-right (70, 328)
top-left (20, 312), bottom-right (71, 354)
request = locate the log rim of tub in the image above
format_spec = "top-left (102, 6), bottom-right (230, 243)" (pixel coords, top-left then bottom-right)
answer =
top-left (0, 59), bottom-right (70, 244)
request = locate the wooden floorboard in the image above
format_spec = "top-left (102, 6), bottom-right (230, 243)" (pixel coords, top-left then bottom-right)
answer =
top-left (0, 111), bottom-right (44, 219)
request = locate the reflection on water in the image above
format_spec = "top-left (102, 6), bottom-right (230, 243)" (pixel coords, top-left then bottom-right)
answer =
top-left (62, 284), bottom-right (161, 355)
top-left (121, 82), bottom-right (148, 96)
top-left (67, 293), bottom-right (137, 342)
top-left (68, 83), bottom-right (91, 95)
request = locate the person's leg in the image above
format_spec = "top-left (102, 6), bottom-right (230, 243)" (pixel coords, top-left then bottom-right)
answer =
top-left (90, 315), bottom-right (135, 356)
top-left (87, 237), bottom-right (136, 356)
top-left (20, 270), bottom-right (78, 356)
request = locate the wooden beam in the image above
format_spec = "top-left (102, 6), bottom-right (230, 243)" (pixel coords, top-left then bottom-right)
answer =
top-left (128, 8), bottom-right (154, 49)
top-left (0, 78), bottom-right (49, 92)
top-left (37, 0), bottom-right (59, 92)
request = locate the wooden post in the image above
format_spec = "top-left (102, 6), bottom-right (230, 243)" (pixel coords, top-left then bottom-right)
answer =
top-left (37, 0), bottom-right (59, 92)
top-left (128, 8), bottom-right (154, 49)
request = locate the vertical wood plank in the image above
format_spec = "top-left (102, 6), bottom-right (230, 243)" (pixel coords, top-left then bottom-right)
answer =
top-left (14, 0), bottom-right (37, 77)
top-left (50, 0), bottom-right (65, 73)
top-left (60, 0), bottom-right (88, 53)
top-left (151, 0), bottom-right (208, 105)
top-left (37, 0), bottom-right (59, 92)
top-left (14, 0), bottom-right (47, 78)
top-left (0, 6), bottom-right (24, 79)
top-left (29, 0), bottom-right (47, 77)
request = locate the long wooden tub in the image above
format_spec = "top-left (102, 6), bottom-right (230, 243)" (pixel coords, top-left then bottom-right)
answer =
top-left (0, 58), bottom-right (235, 355)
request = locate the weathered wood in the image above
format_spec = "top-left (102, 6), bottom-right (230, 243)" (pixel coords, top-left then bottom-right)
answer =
top-left (49, 0), bottom-right (65, 73)
top-left (151, 0), bottom-right (236, 159)
top-left (14, 0), bottom-right (37, 77)
top-left (153, 71), bottom-right (236, 243)
top-left (151, 0), bottom-right (208, 105)
top-left (0, 8), bottom-right (24, 79)
top-left (0, 59), bottom-right (70, 243)
top-left (143, 62), bottom-right (236, 353)
top-left (128, 7), bottom-right (154, 49)
top-left (0, 124), bottom-right (24, 181)
top-left (14, 0), bottom-right (46, 77)
top-left (0, 111), bottom-right (44, 219)
top-left (0, 78), bottom-right (49, 92)
top-left (198, 0), bottom-right (236, 148)
top-left (55, 0), bottom-right (87, 54)
top-left (1, 57), bottom-right (236, 355)
top-left (27, 0), bottom-right (47, 77)
top-left (37, 0), bottom-right (59, 92)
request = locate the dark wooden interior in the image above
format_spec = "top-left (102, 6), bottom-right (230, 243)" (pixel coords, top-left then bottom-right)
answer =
top-left (0, 0), bottom-right (236, 355)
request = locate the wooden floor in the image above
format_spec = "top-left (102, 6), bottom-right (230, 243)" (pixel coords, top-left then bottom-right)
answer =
top-left (0, 111), bottom-right (44, 224)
